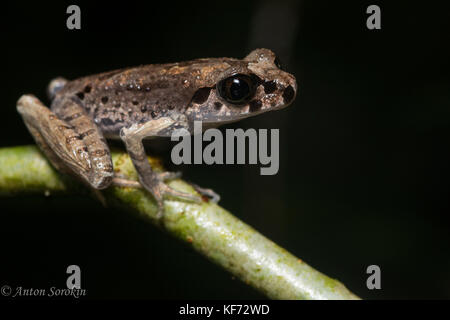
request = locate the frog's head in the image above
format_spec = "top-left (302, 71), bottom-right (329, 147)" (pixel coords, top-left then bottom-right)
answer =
top-left (186, 48), bottom-right (297, 126)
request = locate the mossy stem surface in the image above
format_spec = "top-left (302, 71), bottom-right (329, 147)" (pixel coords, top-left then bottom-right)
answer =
top-left (0, 145), bottom-right (359, 300)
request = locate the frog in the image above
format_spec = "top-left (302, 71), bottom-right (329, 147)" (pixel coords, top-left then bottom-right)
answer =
top-left (16, 48), bottom-right (297, 218)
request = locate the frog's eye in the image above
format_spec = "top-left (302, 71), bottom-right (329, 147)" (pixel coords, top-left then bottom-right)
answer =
top-left (274, 56), bottom-right (283, 70)
top-left (217, 74), bottom-right (257, 105)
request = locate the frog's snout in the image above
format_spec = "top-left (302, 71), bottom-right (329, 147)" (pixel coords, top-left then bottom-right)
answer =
top-left (280, 74), bottom-right (297, 106)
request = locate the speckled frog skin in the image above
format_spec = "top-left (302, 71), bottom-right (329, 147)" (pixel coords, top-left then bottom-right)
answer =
top-left (17, 48), bottom-right (297, 217)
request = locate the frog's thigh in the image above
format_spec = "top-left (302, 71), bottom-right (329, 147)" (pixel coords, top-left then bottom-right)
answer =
top-left (53, 96), bottom-right (114, 189)
top-left (17, 94), bottom-right (113, 189)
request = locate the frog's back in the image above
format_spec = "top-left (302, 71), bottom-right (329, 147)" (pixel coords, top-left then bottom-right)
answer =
top-left (50, 58), bottom-right (237, 138)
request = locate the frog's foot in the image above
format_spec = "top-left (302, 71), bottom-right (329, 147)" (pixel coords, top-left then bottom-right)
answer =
top-left (113, 171), bottom-right (201, 219)
top-left (156, 172), bottom-right (220, 203)
top-left (112, 177), bottom-right (142, 188)
top-left (113, 171), bottom-right (218, 206)
top-left (140, 174), bottom-right (202, 220)
top-left (112, 171), bottom-right (181, 189)
top-left (157, 171), bottom-right (182, 181)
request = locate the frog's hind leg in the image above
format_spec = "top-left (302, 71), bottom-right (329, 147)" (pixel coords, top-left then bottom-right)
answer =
top-left (113, 173), bottom-right (220, 202)
top-left (17, 94), bottom-right (113, 190)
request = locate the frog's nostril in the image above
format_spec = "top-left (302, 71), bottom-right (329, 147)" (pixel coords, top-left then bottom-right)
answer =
top-left (282, 85), bottom-right (295, 104)
top-left (263, 80), bottom-right (277, 94)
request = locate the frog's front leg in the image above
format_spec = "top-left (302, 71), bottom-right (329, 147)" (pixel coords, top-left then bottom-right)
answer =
top-left (17, 94), bottom-right (114, 190)
top-left (119, 118), bottom-right (202, 219)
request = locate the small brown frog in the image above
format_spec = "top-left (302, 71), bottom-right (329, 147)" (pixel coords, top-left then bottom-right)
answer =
top-left (17, 48), bottom-right (297, 217)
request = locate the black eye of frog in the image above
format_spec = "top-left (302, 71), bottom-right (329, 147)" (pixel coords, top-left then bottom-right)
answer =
top-left (217, 74), bottom-right (257, 105)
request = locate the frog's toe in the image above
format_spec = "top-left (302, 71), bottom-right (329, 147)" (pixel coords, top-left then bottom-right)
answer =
top-left (158, 182), bottom-right (202, 204)
top-left (157, 171), bottom-right (182, 181)
top-left (142, 178), bottom-right (202, 220)
top-left (193, 185), bottom-right (220, 203)
top-left (112, 176), bottom-right (141, 188)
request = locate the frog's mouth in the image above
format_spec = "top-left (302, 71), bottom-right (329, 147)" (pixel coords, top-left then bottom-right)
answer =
top-left (197, 105), bottom-right (286, 129)
top-left (199, 117), bottom-right (246, 130)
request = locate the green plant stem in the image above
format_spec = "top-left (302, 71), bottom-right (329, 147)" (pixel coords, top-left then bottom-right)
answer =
top-left (0, 145), bottom-right (359, 300)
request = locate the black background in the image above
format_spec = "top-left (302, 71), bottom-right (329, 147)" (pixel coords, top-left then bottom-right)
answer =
top-left (2, 0), bottom-right (450, 299)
